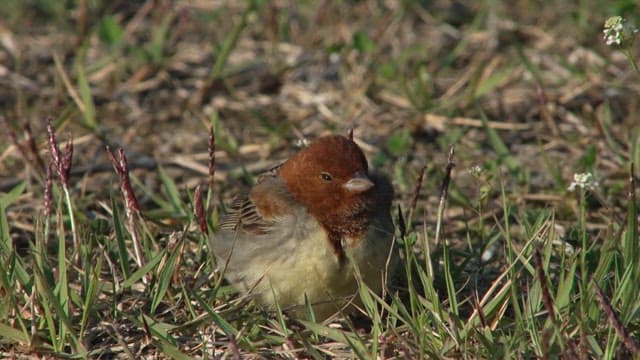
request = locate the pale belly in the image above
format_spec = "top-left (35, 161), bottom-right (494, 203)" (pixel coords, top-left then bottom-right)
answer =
top-left (234, 225), bottom-right (393, 319)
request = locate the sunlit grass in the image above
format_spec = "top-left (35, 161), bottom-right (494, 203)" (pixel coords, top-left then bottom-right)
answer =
top-left (1, 0), bottom-right (639, 358)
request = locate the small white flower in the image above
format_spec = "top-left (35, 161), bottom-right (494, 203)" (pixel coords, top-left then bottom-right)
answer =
top-left (568, 172), bottom-right (599, 192)
top-left (603, 16), bottom-right (624, 45)
top-left (468, 165), bottom-right (484, 178)
top-left (603, 16), bottom-right (639, 46)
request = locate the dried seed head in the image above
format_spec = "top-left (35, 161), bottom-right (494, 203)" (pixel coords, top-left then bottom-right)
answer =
top-left (46, 118), bottom-right (73, 188)
top-left (194, 184), bottom-right (208, 236)
top-left (23, 121), bottom-right (47, 174)
top-left (107, 146), bottom-right (142, 218)
top-left (62, 135), bottom-right (73, 184)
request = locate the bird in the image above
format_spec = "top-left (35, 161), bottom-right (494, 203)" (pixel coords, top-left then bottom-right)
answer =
top-left (210, 134), bottom-right (397, 320)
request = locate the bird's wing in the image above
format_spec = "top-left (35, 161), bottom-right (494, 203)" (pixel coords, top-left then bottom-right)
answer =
top-left (218, 175), bottom-right (298, 236)
top-left (218, 193), bottom-right (274, 235)
top-left (212, 174), bottom-right (304, 270)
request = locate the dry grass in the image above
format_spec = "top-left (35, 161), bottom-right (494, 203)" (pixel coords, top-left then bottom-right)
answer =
top-left (1, 0), bottom-right (639, 358)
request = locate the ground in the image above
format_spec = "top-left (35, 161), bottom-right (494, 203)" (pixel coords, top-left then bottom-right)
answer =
top-left (1, 0), bottom-right (639, 358)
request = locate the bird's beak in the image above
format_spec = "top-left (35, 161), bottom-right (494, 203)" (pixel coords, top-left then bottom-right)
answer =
top-left (343, 172), bottom-right (374, 193)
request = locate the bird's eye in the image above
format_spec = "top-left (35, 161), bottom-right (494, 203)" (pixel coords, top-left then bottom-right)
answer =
top-left (320, 172), bottom-right (333, 181)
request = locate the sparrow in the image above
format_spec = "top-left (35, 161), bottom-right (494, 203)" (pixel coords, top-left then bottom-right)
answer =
top-left (210, 135), bottom-right (397, 320)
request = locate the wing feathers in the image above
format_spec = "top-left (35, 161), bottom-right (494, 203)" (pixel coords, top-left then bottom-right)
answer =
top-left (218, 175), bottom-right (296, 235)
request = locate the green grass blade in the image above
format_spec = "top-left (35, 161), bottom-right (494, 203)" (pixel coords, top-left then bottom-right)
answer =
top-left (75, 54), bottom-right (97, 130)
top-left (122, 251), bottom-right (164, 288)
top-left (299, 321), bottom-right (368, 359)
top-left (480, 112), bottom-right (523, 181)
top-left (0, 322), bottom-right (29, 344)
top-left (111, 194), bottom-right (131, 278)
top-left (79, 252), bottom-right (103, 337)
top-left (0, 181), bottom-right (26, 254)
top-left (151, 241), bottom-right (182, 313)
top-left (157, 165), bottom-right (184, 213)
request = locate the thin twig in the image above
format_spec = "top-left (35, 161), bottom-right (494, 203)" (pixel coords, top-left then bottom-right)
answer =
top-left (53, 53), bottom-right (86, 114)
top-left (592, 280), bottom-right (640, 355)
top-left (208, 126), bottom-right (216, 190)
